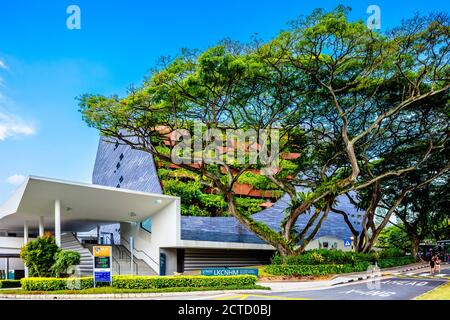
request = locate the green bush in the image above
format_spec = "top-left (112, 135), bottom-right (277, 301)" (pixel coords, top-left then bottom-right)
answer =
top-left (21, 277), bottom-right (94, 291)
top-left (271, 249), bottom-right (374, 265)
top-left (264, 263), bottom-right (370, 276)
top-left (0, 280), bottom-right (21, 288)
top-left (20, 232), bottom-right (60, 277)
top-left (20, 275), bottom-right (257, 291)
top-left (51, 250), bottom-right (81, 277)
top-left (377, 257), bottom-right (416, 268)
top-left (378, 248), bottom-right (406, 259)
top-left (112, 275), bottom-right (257, 289)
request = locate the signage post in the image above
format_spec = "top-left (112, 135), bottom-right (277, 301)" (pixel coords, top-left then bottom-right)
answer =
top-left (93, 245), bottom-right (112, 288)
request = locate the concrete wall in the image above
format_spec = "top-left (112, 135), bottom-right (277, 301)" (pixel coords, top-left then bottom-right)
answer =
top-left (0, 236), bottom-right (35, 254)
top-left (120, 198), bottom-right (181, 275)
top-left (0, 258), bottom-right (23, 270)
top-left (305, 236), bottom-right (352, 252)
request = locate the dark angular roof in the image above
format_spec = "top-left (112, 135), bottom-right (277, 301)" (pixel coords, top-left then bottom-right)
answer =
top-left (181, 189), bottom-right (364, 244)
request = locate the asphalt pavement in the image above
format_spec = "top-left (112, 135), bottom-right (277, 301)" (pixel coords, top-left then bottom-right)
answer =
top-left (194, 266), bottom-right (450, 301)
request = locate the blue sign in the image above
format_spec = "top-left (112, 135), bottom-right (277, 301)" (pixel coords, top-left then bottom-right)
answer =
top-left (344, 239), bottom-right (352, 247)
top-left (94, 271), bottom-right (111, 282)
top-left (201, 268), bottom-right (259, 277)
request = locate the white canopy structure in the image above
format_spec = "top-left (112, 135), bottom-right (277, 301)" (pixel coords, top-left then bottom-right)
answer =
top-left (0, 176), bottom-right (178, 246)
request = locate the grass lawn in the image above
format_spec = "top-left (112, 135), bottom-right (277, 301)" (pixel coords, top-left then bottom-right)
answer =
top-left (416, 282), bottom-right (450, 300)
top-left (0, 285), bottom-right (269, 295)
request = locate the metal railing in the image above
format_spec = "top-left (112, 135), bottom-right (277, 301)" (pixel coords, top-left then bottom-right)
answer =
top-left (112, 244), bottom-right (139, 275)
top-left (120, 236), bottom-right (159, 267)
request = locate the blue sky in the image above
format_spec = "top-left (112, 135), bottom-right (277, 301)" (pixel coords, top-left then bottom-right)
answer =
top-left (0, 0), bottom-right (448, 202)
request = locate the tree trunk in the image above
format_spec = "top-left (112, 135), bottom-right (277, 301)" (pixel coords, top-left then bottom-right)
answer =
top-left (411, 235), bottom-right (420, 259)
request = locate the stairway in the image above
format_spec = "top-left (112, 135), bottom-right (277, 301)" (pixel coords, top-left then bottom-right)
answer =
top-left (61, 233), bottom-right (93, 276)
top-left (111, 245), bottom-right (157, 276)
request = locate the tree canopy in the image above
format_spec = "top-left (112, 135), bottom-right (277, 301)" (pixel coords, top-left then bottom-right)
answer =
top-left (80, 6), bottom-right (450, 256)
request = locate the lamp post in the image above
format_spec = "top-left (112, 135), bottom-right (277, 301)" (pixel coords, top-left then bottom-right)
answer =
top-left (350, 236), bottom-right (355, 252)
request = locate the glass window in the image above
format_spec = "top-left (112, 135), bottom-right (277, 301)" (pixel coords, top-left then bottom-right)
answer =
top-left (141, 218), bottom-right (152, 233)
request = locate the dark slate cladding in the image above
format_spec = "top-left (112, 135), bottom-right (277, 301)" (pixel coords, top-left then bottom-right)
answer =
top-left (92, 139), bottom-right (363, 245)
top-left (92, 137), bottom-right (162, 194)
top-left (180, 189), bottom-right (364, 244)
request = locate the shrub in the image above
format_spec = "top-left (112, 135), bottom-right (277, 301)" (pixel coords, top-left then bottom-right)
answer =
top-left (112, 275), bottom-right (257, 289)
top-left (20, 275), bottom-right (257, 291)
top-left (272, 249), bottom-right (373, 266)
top-left (21, 277), bottom-right (94, 291)
top-left (378, 248), bottom-right (406, 259)
top-left (377, 257), bottom-right (416, 268)
top-left (0, 280), bottom-right (21, 288)
top-left (20, 232), bottom-right (59, 277)
top-left (51, 250), bottom-right (81, 277)
top-left (264, 263), bottom-right (370, 276)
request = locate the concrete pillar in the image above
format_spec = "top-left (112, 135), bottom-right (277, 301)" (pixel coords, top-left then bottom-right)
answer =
top-left (23, 221), bottom-right (29, 244)
top-left (39, 216), bottom-right (45, 236)
top-left (55, 200), bottom-right (61, 247)
top-left (24, 221), bottom-right (29, 277)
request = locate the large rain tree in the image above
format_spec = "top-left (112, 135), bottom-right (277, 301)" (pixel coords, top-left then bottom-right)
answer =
top-left (80, 7), bottom-right (449, 256)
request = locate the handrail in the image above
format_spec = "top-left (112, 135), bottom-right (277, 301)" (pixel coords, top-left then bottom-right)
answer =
top-left (112, 244), bottom-right (139, 275)
top-left (112, 255), bottom-right (121, 275)
top-left (120, 236), bottom-right (159, 267)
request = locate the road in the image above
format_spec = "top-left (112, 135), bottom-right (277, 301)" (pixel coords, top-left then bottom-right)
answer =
top-left (157, 265), bottom-right (450, 300)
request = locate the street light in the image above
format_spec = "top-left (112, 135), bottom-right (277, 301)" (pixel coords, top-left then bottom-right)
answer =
top-left (350, 236), bottom-right (355, 252)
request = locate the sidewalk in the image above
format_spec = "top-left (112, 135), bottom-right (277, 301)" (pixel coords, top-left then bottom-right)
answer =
top-left (258, 262), bottom-right (429, 292)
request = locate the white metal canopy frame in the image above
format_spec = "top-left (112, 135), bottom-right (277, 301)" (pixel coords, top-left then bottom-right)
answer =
top-left (0, 176), bottom-right (178, 246)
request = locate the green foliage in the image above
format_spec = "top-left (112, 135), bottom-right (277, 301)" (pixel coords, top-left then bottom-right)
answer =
top-left (235, 198), bottom-right (266, 215)
top-left (264, 263), bottom-right (370, 276)
top-left (271, 249), bottom-right (374, 265)
top-left (162, 179), bottom-right (202, 204)
top-left (112, 275), bottom-right (257, 289)
top-left (237, 172), bottom-right (277, 190)
top-left (0, 280), bottom-right (21, 289)
top-left (20, 233), bottom-right (59, 277)
top-left (51, 250), bottom-right (81, 278)
top-left (20, 275), bottom-right (257, 291)
top-left (377, 257), bottom-right (416, 268)
top-left (377, 225), bottom-right (410, 253)
top-left (199, 194), bottom-right (227, 213)
top-left (378, 247), bottom-right (406, 259)
top-left (21, 277), bottom-right (94, 291)
top-left (267, 249), bottom-right (416, 275)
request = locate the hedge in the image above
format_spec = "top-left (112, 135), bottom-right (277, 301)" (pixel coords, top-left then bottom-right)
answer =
top-left (21, 277), bottom-right (94, 291)
top-left (20, 275), bottom-right (257, 291)
top-left (377, 257), bottom-right (416, 268)
top-left (0, 280), bottom-right (21, 289)
top-left (112, 275), bottom-right (257, 289)
top-left (264, 263), bottom-right (370, 276)
top-left (270, 249), bottom-right (413, 266)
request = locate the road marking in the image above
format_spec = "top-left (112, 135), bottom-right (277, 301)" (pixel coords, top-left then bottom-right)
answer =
top-left (216, 294), bottom-right (310, 300)
top-left (394, 274), bottom-right (450, 280)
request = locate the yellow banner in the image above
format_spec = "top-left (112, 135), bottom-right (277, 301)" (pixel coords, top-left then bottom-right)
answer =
top-left (93, 246), bottom-right (111, 257)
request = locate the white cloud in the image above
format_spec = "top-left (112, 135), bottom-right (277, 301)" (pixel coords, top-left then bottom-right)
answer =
top-left (0, 59), bottom-right (8, 70)
top-left (0, 59), bottom-right (37, 141)
top-left (6, 174), bottom-right (27, 186)
top-left (0, 112), bottom-right (36, 140)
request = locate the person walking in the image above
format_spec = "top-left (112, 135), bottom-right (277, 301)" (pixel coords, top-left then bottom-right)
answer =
top-left (435, 255), bottom-right (441, 274)
top-left (430, 254), bottom-right (436, 274)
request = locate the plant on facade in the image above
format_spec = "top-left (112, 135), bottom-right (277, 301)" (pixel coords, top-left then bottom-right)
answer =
top-left (79, 7), bottom-right (450, 256)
